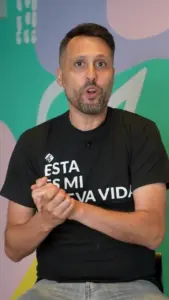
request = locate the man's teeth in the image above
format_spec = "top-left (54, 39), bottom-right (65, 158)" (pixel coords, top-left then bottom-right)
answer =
top-left (87, 89), bottom-right (96, 93)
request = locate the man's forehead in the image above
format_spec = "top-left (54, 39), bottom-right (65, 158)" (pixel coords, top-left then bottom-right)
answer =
top-left (65, 36), bottom-right (112, 56)
top-left (67, 53), bottom-right (110, 60)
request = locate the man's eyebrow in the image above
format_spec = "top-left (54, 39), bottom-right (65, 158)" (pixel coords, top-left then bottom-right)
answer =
top-left (69, 54), bottom-right (110, 60)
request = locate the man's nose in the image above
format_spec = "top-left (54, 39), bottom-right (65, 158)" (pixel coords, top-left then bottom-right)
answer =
top-left (86, 65), bottom-right (97, 82)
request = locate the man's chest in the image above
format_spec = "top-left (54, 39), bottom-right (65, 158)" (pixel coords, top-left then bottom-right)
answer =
top-left (36, 138), bottom-right (133, 210)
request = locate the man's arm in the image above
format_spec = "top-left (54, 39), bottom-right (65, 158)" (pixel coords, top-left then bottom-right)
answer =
top-left (70, 183), bottom-right (167, 249)
top-left (5, 201), bottom-right (52, 262)
top-left (5, 186), bottom-right (74, 262)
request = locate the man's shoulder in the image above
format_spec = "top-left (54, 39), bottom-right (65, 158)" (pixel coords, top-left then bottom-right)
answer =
top-left (113, 108), bottom-right (153, 124)
top-left (112, 108), bottom-right (155, 131)
top-left (18, 112), bottom-right (68, 148)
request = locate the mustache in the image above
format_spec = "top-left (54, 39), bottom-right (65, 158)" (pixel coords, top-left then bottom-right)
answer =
top-left (82, 80), bottom-right (102, 91)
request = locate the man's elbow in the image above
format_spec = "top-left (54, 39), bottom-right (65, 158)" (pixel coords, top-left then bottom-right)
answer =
top-left (4, 244), bottom-right (23, 262)
top-left (147, 227), bottom-right (166, 250)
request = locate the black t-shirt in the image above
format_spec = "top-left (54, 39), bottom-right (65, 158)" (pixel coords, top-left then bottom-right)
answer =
top-left (1, 107), bottom-right (169, 286)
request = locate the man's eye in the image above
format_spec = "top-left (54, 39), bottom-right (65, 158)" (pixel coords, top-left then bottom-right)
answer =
top-left (75, 61), bottom-right (84, 67)
top-left (96, 61), bottom-right (106, 68)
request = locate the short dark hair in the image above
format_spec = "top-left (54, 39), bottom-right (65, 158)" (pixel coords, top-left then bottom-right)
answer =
top-left (59, 23), bottom-right (115, 62)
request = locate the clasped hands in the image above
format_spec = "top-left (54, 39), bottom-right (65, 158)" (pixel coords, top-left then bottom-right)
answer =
top-left (31, 177), bottom-right (81, 230)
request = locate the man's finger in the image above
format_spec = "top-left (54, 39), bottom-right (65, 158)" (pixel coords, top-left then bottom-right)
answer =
top-left (34, 196), bottom-right (42, 212)
top-left (61, 202), bottom-right (74, 219)
top-left (31, 184), bottom-right (37, 190)
top-left (32, 188), bottom-right (47, 198)
top-left (46, 193), bottom-right (69, 212)
top-left (32, 184), bottom-right (60, 212)
top-left (36, 177), bottom-right (48, 187)
top-left (32, 183), bottom-right (58, 199)
top-left (30, 177), bottom-right (47, 190)
top-left (46, 195), bottom-right (71, 216)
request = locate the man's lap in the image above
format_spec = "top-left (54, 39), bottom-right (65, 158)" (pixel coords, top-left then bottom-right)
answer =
top-left (18, 279), bottom-right (169, 300)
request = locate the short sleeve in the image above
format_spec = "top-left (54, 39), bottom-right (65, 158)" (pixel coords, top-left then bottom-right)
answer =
top-left (130, 121), bottom-right (169, 192)
top-left (0, 133), bottom-right (38, 208)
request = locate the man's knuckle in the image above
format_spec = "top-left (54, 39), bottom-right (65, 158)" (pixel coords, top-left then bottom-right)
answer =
top-left (46, 205), bottom-right (52, 213)
top-left (49, 184), bottom-right (58, 194)
top-left (59, 189), bottom-right (66, 197)
top-left (47, 183), bottom-right (53, 188)
top-left (53, 211), bottom-right (59, 217)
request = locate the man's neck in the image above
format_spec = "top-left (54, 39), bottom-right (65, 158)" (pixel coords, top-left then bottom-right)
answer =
top-left (69, 106), bottom-right (108, 132)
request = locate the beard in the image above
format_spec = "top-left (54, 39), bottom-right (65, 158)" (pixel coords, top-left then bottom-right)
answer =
top-left (65, 82), bottom-right (111, 115)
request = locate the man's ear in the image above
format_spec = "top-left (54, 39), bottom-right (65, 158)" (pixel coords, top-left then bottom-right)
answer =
top-left (56, 67), bottom-right (63, 86)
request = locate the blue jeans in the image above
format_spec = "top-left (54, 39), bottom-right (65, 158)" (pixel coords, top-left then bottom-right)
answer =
top-left (18, 279), bottom-right (169, 300)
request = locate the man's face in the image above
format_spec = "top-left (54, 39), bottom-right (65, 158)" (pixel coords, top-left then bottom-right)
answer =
top-left (57, 36), bottom-right (115, 115)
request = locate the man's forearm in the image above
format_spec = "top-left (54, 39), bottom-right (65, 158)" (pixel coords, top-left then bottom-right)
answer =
top-left (71, 202), bottom-right (164, 249)
top-left (5, 212), bottom-right (52, 262)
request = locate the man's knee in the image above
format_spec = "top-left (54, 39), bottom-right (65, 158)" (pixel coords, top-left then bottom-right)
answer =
top-left (135, 280), bottom-right (169, 300)
top-left (17, 288), bottom-right (41, 300)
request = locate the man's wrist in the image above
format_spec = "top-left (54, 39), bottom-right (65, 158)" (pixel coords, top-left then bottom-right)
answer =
top-left (36, 211), bottom-right (57, 233)
top-left (69, 200), bottom-right (84, 221)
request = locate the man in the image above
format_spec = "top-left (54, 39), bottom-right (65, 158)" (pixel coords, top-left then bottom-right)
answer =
top-left (1, 23), bottom-right (169, 300)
